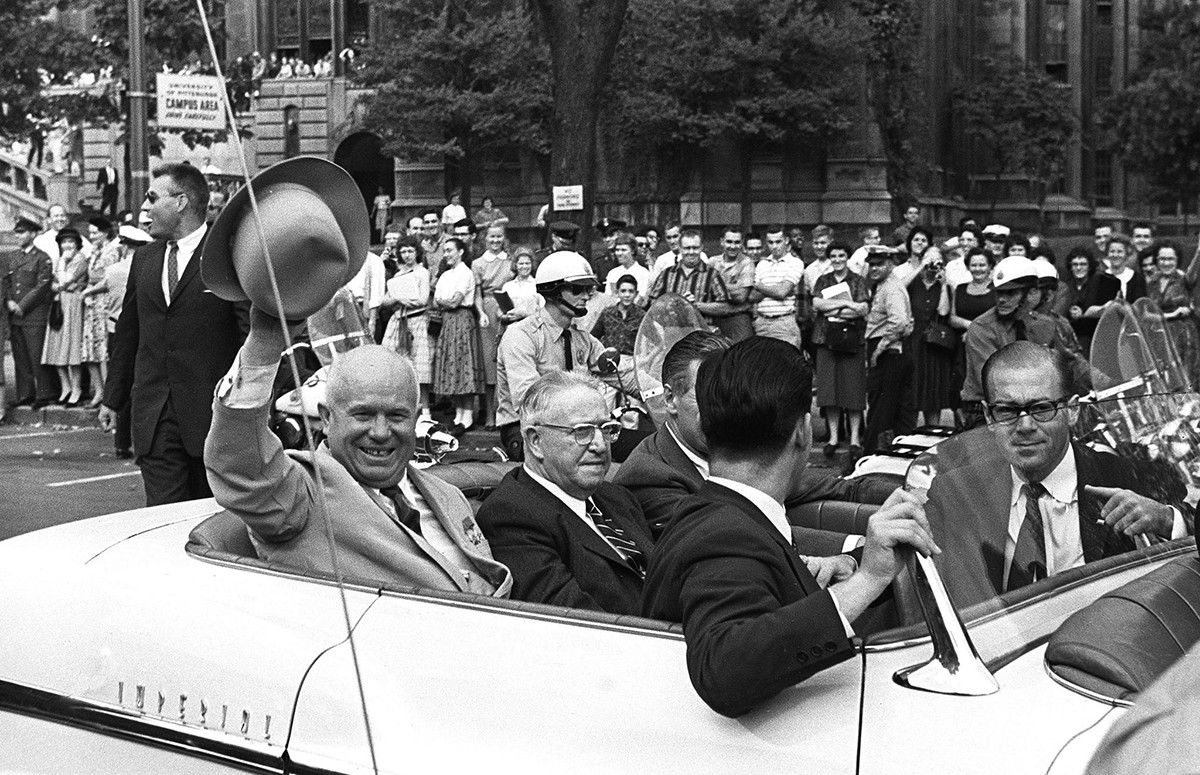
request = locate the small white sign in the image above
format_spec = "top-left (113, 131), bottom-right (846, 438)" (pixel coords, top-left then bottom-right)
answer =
top-left (156, 73), bottom-right (225, 130)
top-left (552, 184), bottom-right (584, 212)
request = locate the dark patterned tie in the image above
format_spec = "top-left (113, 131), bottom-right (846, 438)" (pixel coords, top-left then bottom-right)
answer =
top-left (380, 485), bottom-right (422, 536)
top-left (1007, 481), bottom-right (1048, 591)
top-left (166, 240), bottom-right (179, 300)
top-left (587, 499), bottom-right (645, 578)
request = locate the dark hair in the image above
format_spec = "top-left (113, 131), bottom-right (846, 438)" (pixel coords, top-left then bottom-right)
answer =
top-left (1030, 244), bottom-right (1057, 264)
top-left (744, 232), bottom-right (763, 245)
top-left (905, 226), bottom-right (933, 257)
top-left (721, 226), bottom-right (743, 239)
top-left (1107, 233), bottom-right (1133, 252)
top-left (422, 209), bottom-right (438, 220)
top-left (1155, 241), bottom-right (1183, 264)
top-left (1006, 233), bottom-right (1032, 255)
top-left (453, 218), bottom-right (476, 235)
top-left (764, 224), bottom-right (785, 237)
top-left (958, 216), bottom-right (978, 231)
top-left (697, 337), bottom-right (812, 460)
top-left (395, 234), bottom-right (425, 266)
top-left (662, 330), bottom-right (730, 393)
top-left (826, 240), bottom-right (852, 258)
top-left (445, 237), bottom-right (467, 256)
top-left (981, 341), bottom-right (1071, 404)
top-left (960, 226), bottom-right (983, 245)
top-left (55, 227), bottom-right (83, 249)
top-left (13, 216), bottom-right (41, 233)
top-left (614, 233), bottom-right (636, 249)
top-left (1066, 246), bottom-right (1097, 276)
top-left (88, 215), bottom-right (114, 235)
top-left (152, 162), bottom-right (209, 217)
top-left (1132, 222), bottom-right (1154, 235)
top-left (964, 246), bottom-right (993, 269)
top-left (680, 229), bottom-right (702, 243)
top-left (664, 219), bottom-right (682, 232)
top-left (615, 273), bottom-right (639, 291)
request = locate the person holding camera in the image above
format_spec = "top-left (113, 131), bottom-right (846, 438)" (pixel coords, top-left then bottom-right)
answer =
top-left (907, 233), bottom-right (955, 426)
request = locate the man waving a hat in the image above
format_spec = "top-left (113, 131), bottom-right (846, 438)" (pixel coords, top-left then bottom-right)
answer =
top-left (202, 157), bottom-right (512, 597)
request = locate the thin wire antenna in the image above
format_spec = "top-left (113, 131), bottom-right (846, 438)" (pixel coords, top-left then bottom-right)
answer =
top-left (192, 5), bottom-right (381, 772)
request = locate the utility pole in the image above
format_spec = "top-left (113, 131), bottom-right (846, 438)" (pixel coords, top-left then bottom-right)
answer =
top-left (332, 0), bottom-right (346, 77)
top-left (127, 0), bottom-right (149, 209)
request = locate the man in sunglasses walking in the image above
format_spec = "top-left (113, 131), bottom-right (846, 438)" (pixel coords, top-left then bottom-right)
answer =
top-left (924, 342), bottom-right (1189, 609)
top-left (477, 371), bottom-right (653, 614)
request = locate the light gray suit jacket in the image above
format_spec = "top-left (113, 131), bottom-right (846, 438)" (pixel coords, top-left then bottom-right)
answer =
top-left (205, 401), bottom-right (512, 597)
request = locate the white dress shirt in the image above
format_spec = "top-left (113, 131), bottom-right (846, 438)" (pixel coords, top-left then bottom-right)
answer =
top-left (162, 223), bottom-right (207, 304)
top-left (707, 476), bottom-right (854, 637)
top-left (1002, 448), bottom-right (1187, 590)
top-left (522, 465), bottom-right (627, 556)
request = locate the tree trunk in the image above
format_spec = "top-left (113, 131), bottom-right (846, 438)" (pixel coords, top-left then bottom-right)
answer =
top-left (739, 142), bottom-right (754, 233)
top-left (533, 0), bottom-right (630, 260)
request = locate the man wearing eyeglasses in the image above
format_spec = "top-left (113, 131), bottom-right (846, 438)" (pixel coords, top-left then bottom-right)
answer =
top-left (100, 163), bottom-right (247, 506)
top-left (925, 342), bottom-right (1189, 610)
top-left (476, 371), bottom-right (653, 614)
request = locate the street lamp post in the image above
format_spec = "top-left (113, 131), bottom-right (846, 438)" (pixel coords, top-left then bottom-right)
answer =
top-left (127, 0), bottom-right (149, 209)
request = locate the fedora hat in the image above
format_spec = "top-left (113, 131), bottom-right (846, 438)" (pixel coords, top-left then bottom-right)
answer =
top-left (202, 156), bottom-right (369, 320)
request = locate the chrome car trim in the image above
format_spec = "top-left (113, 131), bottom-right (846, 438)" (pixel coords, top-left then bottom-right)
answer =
top-left (864, 539), bottom-right (1196, 653)
top-left (0, 678), bottom-right (283, 773)
top-left (1043, 660), bottom-right (1135, 709)
top-left (892, 553), bottom-right (1000, 696)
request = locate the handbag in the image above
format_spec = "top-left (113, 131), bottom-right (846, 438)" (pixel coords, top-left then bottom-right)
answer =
top-left (824, 318), bottom-right (865, 353)
top-left (48, 295), bottom-right (63, 330)
top-left (394, 306), bottom-right (415, 355)
top-left (924, 318), bottom-right (959, 350)
top-left (426, 307), bottom-right (443, 337)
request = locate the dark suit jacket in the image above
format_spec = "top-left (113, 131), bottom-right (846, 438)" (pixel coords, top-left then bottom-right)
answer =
top-left (475, 467), bottom-right (654, 615)
top-left (105, 232), bottom-right (248, 456)
top-left (1123, 270), bottom-right (1147, 304)
top-left (613, 427), bottom-right (889, 544)
top-left (2, 246), bottom-right (53, 325)
top-left (925, 442), bottom-right (1154, 610)
top-left (97, 166), bottom-right (118, 190)
top-left (642, 481), bottom-right (855, 717)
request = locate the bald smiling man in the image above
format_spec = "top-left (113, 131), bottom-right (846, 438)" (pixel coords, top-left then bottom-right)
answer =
top-left (205, 308), bottom-right (512, 596)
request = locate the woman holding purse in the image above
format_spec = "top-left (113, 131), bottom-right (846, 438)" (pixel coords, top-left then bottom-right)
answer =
top-left (381, 235), bottom-right (433, 417)
top-left (41, 228), bottom-right (88, 405)
top-left (811, 242), bottom-right (870, 459)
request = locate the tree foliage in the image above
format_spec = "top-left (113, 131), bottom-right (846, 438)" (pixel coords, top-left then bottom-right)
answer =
top-left (0, 2), bottom-right (109, 140)
top-left (607, 0), bottom-right (858, 202)
top-left (953, 56), bottom-right (1076, 209)
top-left (849, 0), bottom-right (922, 206)
top-left (356, 0), bottom-right (552, 204)
top-left (1099, 0), bottom-right (1200, 205)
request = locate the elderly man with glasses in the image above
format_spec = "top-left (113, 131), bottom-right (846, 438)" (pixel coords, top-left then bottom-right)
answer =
top-left (924, 342), bottom-right (1190, 610)
top-left (476, 371), bottom-right (654, 615)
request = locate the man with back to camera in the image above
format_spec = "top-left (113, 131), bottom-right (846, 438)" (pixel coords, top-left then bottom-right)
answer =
top-left (495, 250), bottom-right (633, 462)
top-left (475, 372), bottom-right (653, 614)
top-left (642, 336), bottom-right (939, 718)
top-left (99, 163), bottom-right (248, 505)
top-left (925, 342), bottom-right (1189, 610)
top-left (614, 330), bottom-right (895, 542)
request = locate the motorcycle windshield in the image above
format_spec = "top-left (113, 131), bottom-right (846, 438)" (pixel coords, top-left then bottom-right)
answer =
top-left (873, 391), bottom-right (1199, 642)
top-left (632, 293), bottom-right (707, 426)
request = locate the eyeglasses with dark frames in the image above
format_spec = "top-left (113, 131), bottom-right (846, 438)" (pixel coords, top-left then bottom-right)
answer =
top-left (984, 396), bottom-right (1071, 425)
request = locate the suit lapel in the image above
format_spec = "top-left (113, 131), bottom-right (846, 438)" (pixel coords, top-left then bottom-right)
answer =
top-left (513, 469), bottom-right (633, 571)
top-left (140, 242), bottom-right (168, 313)
top-left (657, 429), bottom-right (705, 491)
top-left (701, 481), bottom-right (819, 595)
top-left (169, 232), bottom-right (207, 305)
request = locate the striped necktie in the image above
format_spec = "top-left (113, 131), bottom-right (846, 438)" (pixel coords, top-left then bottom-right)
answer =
top-left (1007, 481), bottom-right (1047, 591)
top-left (587, 499), bottom-right (645, 578)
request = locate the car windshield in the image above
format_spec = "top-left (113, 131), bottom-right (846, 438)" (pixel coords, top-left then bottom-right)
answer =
top-left (871, 298), bottom-right (1198, 645)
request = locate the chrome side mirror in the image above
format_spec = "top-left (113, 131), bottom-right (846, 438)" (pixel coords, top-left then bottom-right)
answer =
top-left (893, 552), bottom-right (999, 696)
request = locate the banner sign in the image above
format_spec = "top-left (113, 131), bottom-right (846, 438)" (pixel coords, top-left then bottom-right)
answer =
top-left (156, 73), bottom-right (225, 130)
top-left (552, 185), bottom-right (584, 211)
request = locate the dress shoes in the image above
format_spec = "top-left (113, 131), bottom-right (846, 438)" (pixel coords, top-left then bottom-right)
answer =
top-left (115, 448), bottom-right (134, 459)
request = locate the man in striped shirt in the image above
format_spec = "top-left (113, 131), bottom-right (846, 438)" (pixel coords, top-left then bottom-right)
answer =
top-left (647, 230), bottom-right (733, 325)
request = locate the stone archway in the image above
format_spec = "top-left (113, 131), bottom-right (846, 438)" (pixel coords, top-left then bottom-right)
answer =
top-left (333, 131), bottom-right (395, 243)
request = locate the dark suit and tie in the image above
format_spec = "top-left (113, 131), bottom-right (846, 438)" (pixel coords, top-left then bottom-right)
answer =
top-left (923, 441), bottom-right (1177, 610)
top-left (105, 228), bottom-right (248, 505)
top-left (642, 481), bottom-right (856, 718)
top-left (475, 466), bottom-right (654, 615)
top-left (96, 165), bottom-right (119, 218)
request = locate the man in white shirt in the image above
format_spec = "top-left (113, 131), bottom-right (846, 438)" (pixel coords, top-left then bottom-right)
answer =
top-left (751, 225), bottom-right (805, 348)
top-left (642, 336), bottom-right (939, 717)
top-left (925, 341), bottom-right (1189, 609)
top-left (33, 204), bottom-right (74, 263)
top-left (475, 371), bottom-right (653, 614)
top-left (603, 234), bottom-right (649, 300)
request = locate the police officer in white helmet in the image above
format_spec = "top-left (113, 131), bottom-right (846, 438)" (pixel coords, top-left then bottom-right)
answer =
top-left (960, 255), bottom-right (1090, 428)
top-left (496, 250), bottom-right (633, 461)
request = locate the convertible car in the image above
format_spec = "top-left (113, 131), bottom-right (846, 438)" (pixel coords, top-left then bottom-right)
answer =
top-left (2, 387), bottom-right (1198, 774)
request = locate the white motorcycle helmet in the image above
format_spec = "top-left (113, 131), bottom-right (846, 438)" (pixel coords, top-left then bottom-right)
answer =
top-left (535, 250), bottom-right (597, 316)
top-left (991, 255), bottom-right (1039, 292)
